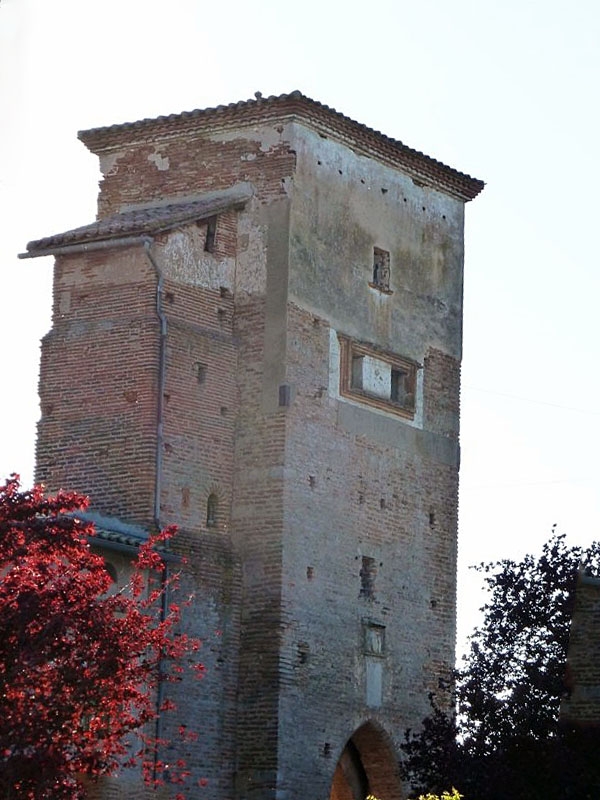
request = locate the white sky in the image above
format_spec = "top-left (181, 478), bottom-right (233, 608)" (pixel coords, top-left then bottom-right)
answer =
top-left (2, 0), bottom-right (599, 651)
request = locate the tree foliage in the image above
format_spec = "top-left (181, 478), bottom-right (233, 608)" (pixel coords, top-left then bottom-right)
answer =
top-left (402, 532), bottom-right (600, 800)
top-left (417, 790), bottom-right (462, 800)
top-left (0, 476), bottom-right (201, 800)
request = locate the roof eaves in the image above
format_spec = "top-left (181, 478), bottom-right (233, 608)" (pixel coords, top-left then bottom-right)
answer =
top-left (78, 91), bottom-right (484, 202)
top-left (20, 182), bottom-right (254, 259)
top-left (90, 531), bottom-right (181, 563)
top-left (73, 510), bottom-right (180, 562)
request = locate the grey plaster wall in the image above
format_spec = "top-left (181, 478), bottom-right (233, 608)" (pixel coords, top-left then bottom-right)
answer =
top-left (287, 123), bottom-right (465, 363)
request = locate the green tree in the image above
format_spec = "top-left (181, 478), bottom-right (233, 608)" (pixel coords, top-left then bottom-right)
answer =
top-left (402, 532), bottom-right (600, 800)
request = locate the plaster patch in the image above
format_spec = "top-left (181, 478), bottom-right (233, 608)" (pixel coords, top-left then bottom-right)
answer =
top-left (161, 229), bottom-right (234, 288)
top-left (366, 659), bottom-right (383, 707)
top-left (328, 328), bottom-right (341, 399)
top-left (99, 151), bottom-right (122, 177)
top-left (235, 211), bottom-right (267, 294)
top-left (210, 123), bottom-right (292, 152)
top-left (148, 151), bottom-right (170, 171)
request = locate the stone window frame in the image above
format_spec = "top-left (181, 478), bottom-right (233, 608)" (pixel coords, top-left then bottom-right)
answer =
top-left (338, 335), bottom-right (419, 420)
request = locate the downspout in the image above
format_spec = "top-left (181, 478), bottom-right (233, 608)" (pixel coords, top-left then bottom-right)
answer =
top-left (143, 236), bottom-right (167, 532)
top-left (152, 559), bottom-right (170, 782)
top-left (142, 236), bottom-right (170, 782)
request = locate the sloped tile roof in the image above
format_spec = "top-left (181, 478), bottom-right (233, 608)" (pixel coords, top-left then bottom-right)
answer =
top-left (78, 91), bottom-right (484, 201)
top-left (75, 510), bottom-right (180, 562)
top-left (93, 527), bottom-right (148, 549)
top-left (91, 526), bottom-right (179, 563)
top-left (75, 510), bottom-right (149, 548)
top-left (20, 183), bottom-right (253, 259)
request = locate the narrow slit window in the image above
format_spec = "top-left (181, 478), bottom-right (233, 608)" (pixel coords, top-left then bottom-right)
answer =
top-left (206, 493), bottom-right (218, 527)
top-left (360, 556), bottom-right (377, 599)
top-left (204, 217), bottom-right (217, 253)
top-left (371, 247), bottom-right (391, 292)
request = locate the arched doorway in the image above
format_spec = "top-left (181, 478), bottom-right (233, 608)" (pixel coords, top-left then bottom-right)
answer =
top-left (329, 721), bottom-right (404, 800)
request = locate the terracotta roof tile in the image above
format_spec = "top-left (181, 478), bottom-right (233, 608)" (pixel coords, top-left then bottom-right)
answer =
top-left (20, 183), bottom-right (253, 259)
top-left (73, 511), bottom-right (180, 562)
top-left (78, 91), bottom-right (484, 201)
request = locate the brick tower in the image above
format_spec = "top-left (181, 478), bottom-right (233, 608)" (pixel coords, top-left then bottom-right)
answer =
top-left (22, 92), bottom-right (483, 800)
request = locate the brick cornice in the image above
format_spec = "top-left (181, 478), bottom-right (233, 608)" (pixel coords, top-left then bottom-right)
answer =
top-left (78, 91), bottom-right (484, 202)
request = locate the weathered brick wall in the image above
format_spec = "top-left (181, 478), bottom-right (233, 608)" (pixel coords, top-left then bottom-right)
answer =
top-left (275, 305), bottom-right (458, 797)
top-left (94, 128), bottom-right (296, 216)
top-left (423, 348), bottom-right (461, 437)
top-left (146, 225), bottom-right (242, 799)
top-left (150, 225), bottom-right (238, 534)
top-left (36, 246), bottom-right (159, 525)
top-left (230, 297), bottom-right (287, 798)
top-left (157, 546), bottom-right (241, 800)
top-left (37, 120), bottom-right (299, 799)
top-left (35, 106), bottom-right (474, 800)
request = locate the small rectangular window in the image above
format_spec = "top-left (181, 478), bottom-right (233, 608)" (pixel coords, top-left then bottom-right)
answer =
top-left (370, 247), bottom-right (391, 293)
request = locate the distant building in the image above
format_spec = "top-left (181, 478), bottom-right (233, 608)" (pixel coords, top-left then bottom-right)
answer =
top-left (561, 571), bottom-right (600, 725)
top-left (22, 92), bottom-right (483, 800)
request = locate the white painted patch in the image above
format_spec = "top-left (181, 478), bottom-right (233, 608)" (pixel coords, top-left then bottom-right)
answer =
top-left (366, 659), bottom-right (383, 707)
top-left (148, 151), bottom-right (170, 171)
top-left (210, 123), bottom-right (292, 153)
top-left (356, 354), bottom-right (392, 399)
top-left (160, 229), bottom-right (234, 289)
top-left (328, 328), bottom-right (341, 399)
top-left (99, 151), bottom-right (121, 177)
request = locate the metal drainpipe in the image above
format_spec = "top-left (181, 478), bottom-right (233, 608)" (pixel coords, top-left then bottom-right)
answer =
top-left (143, 237), bottom-right (167, 532)
top-left (142, 237), bottom-right (170, 782)
top-left (152, 559), bottom-right (170, 781)
top-left (18, 235), bottom-right (151, 259)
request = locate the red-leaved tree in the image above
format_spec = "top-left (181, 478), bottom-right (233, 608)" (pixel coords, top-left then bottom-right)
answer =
top-left (0, 476), bottom-right (202, 800)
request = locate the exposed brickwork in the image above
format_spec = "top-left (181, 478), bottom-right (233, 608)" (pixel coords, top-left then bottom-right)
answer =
top-left (32, 98), bottom-right (480, 800)
top-left (231, 298), bottom-right (286, 793)
top-left (36, 246), bottom-right (159, 525)
top-left (270, 304), bottom-right (458, 797)
top-left (157, 282), bottom-right (237, 531)
top-left (96, 135), bottom-right (296, 217)
top-left (423, 348), bottom-right (461, 437)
